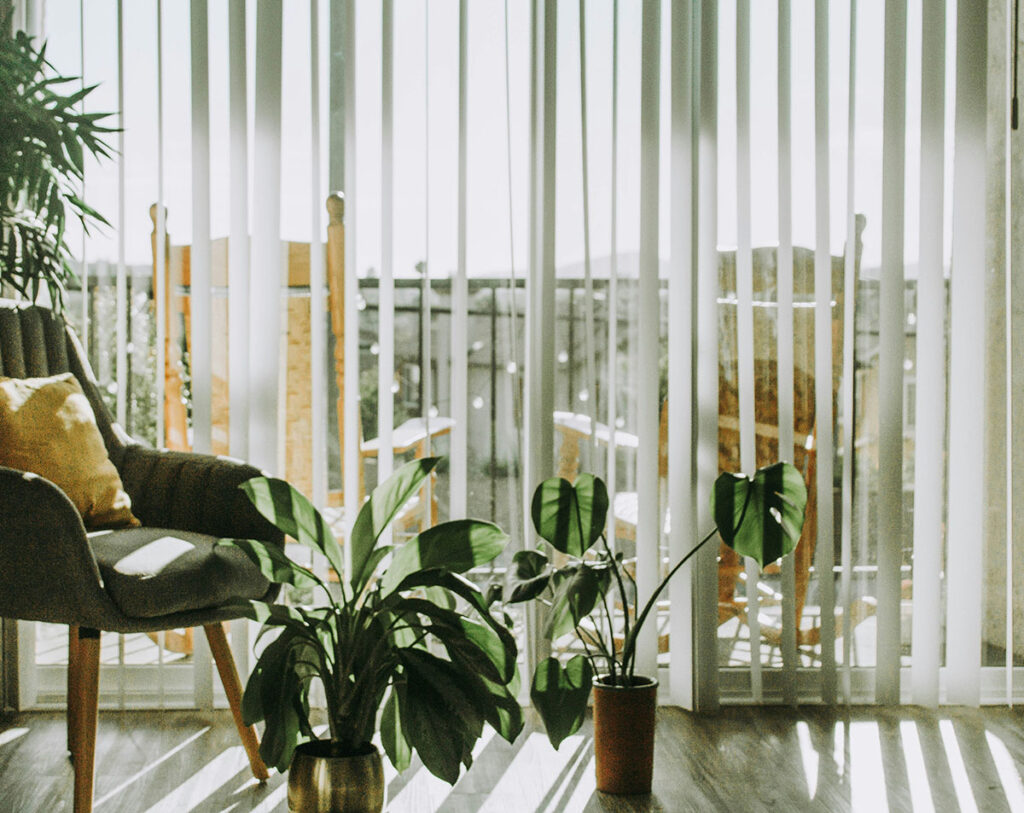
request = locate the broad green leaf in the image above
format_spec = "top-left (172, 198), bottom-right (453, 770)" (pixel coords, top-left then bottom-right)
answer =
top-left (387, 570), bottom-right (518, 682)
top-left (217, 538), bottom-right (320, 591)
top-left (381, 519), bottom-right (507, 595)
top-left (350, 458), bottom-right (439, 591)
top-left (505, 549), bottom-right (551, 603)
top-left (531, 474), bottom-right (608, 556)
top-left (544, 563), bottom-right (607, 640)
top-left (381, 689), bottom-right (412, 773)
top-left (530, 655), bottom-right (593, 749)
top-left (711, 461), bottom-right (807, 568)
top-left (240, 477), bottom-right (345, 583)
top-left (397, 650), bottom-right (484, 784)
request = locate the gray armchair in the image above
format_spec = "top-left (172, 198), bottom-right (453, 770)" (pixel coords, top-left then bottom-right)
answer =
top-left (0, 300), bottom-right (284, 813)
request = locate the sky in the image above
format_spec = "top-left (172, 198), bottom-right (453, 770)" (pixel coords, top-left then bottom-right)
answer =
top-left (43, 0), bottom-right (958, 280)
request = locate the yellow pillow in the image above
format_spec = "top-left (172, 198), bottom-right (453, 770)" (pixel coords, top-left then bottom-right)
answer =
top-left (0, 373), bottom-right (139, 529)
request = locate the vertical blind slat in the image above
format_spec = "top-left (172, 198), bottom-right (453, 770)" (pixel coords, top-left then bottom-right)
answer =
top-left (227, 0), bottom-right (251, 680)
top-left (695, 0), bottom-right (720, 712)
top-left (451, 0), bottom-right (468, 519)
top-left (877, 0), bottom-right (907, 705)
top-left (839, 0), bottom-right (859, 706)
top-left (813, 0), bottom-right (837, 705)
top-left (342, 0), bottom-right (360, 578)
top-left (735, 0), bottom-right (762, 702)
top-left (946, 0), bottom-right (987, 706)
top-left (154, 0), bottom-right (166, 450)
top-left (379, 0), bottom-right (395, 490)
top-left (668, 0), bottom-right (696, 709)
top-left (190, 0), bottom-right (212, 455)
top-left (115, 0), bottom-right (127, 427)
top-left (635, 0), bottom-right (661, 679)
top-left (911, 0), bottom-right (946, 708)
top-left (606, 0), bottom-right (619, 566)
top-left (250, 0), bottom-right (283, 474)
top-left (777, 0), bottom-right (798, 705)
top-left (310, 0), bottom-right (327, 509)
top-left (228, 0), bottom-right (249, 462)
top-left (189, 0), bottom-right (214, 710)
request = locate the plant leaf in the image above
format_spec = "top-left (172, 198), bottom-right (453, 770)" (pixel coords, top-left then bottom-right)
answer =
top-left (544, 563), bottom-right (607, 640)
top-left (381, 519), bottom-right (507, 595)
top-left (239, 477), bottom-right (345, 587)
top-left (350, 457), bottom-right (438, 591)
top-left (530, 655), bottom-right (593, 749)
top-left (531, 474), bottom-right (608, 556)
top-left (711, 461), bottom-right (807, 568)
top-left (217, 538), bottom-right (320, 591)
top-left (505, 549), bottom-right (551, 603)
top-left (380, 689), bottom-right (412, 773)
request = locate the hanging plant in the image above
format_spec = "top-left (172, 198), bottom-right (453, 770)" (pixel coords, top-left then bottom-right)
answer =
top-left (0, 19), bottom-right (116, 311)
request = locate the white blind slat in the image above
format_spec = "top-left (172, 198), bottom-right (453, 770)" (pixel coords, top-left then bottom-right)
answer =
top-left (877, 0), bottom-right (907, 705)
top-left (946, 0), bottom-right (988, 706)
top-left (910, 0), bottom-right (946, 708)
top-left (668, 0), bottom-right (695, 709)
top-left (777, 0), bottom-right (798, 706)
top-left (451, 0), bottom-right (468, 519)
top-left (735, 0), bottom-right (762, 702)
top-left (695, 0), bottom-right (720, 711)
top-left (813, 0), bottom-right (836, 705)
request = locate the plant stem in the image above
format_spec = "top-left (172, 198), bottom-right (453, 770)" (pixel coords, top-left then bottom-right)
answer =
top-left (599, 533), bottom-right (631, 672)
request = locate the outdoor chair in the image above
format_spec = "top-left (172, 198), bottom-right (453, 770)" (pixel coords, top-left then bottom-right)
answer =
top-left (0, 299), bottom-right (283, 813)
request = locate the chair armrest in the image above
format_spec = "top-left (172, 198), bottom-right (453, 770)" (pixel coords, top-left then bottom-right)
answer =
top-left (0, 466), bottom-right (120, 627)
top-left (359, 416), bottom-right (456, 457)
top-left (117, 444), bottom-right (285, 547)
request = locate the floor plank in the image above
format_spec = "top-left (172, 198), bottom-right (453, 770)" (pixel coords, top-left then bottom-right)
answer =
top-left (2, 706), bottom-right (1024, 811)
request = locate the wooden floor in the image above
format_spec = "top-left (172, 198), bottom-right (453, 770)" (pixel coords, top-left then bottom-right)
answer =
top-left (2, 705), bottom-right (1024, 811)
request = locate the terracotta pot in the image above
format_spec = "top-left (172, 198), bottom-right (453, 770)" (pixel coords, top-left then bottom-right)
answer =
top-left (287, 740), bottom-right (385, 813)
top-left (592, 674), bottom-right (658, 794)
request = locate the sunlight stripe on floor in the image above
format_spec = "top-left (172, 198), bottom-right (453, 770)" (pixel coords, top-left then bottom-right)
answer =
top-left (898, 721), bottom-right (935, 813)
top-left (985, 730), bottom-right (1024, 811)
top-left (939, 720), bottom-right (978, 813)
top-left (140, 745), bottom-right (247, 813)
top-left (94, 726), bottom-right (211, 808)
top-left (478, 733), bottom-right (585, 812)
top-left (0, 728), bottom-right (28, 747)
top-left (388, 727), bottom-right (497, 812)
top-left (796, 721), bottom-right (819, 799)
top-left (849, 722), bottom-right (887, 812)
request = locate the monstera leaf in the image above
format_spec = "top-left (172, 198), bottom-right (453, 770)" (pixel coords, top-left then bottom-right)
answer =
top-left (531, 474), bottom-right (608, 556)
top-left (529, 655), bottom-right (593, 749)
top-left (711, 461), bottom-right (807, 568)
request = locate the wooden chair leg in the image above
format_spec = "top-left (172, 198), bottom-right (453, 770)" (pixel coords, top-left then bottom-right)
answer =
top-left (72, 628), bottom-right (100, 813)
top-left (67, 624), bottom-right (80, 757)
top-left (204, 623), bottom-right (269, 781)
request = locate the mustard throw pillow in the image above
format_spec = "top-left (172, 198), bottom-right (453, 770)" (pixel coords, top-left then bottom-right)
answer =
top-left (0, 373), bottom-right (139, 529)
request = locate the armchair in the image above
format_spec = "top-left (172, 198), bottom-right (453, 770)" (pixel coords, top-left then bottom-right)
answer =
top-left (0, 300), bottom-right (284, 813)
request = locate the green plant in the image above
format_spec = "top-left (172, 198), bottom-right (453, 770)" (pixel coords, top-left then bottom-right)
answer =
top-left (504, 462), bottom-right (807, 748)
top-left (0, 20), bottom-right (115, 310)
top-left (222, 457), bottom-right (523, 784)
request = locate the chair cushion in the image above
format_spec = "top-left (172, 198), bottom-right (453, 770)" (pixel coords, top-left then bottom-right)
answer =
top-left (0, 372), bottom-right (139, 529)
top-left (88, 527), bottom-right (271, 618)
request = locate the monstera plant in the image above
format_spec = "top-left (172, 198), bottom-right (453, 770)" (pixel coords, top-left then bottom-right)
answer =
top-left (223, 458), bottom-right (522, 812)
top-left (505, 462), bottom-right (808, 795)
top-left (0, 20), bottom-right (115, 310)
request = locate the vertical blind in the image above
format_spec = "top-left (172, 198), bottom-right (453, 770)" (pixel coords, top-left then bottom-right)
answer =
top-left (18, 0), bottom-right (1019, 712)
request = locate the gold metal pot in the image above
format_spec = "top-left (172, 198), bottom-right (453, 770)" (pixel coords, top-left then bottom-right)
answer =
top-left (287, 740), bottom-right (385, 813)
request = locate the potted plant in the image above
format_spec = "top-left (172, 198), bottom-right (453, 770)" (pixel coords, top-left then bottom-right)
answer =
top-left (223, 457), bottom-right (523, 813)
top-left (504, 461), bottom-right (808, 795)
top-left (0, 19), bottom-right (115, 310)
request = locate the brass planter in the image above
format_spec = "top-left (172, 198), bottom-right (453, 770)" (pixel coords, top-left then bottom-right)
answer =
top-left (287, 741), bottom-right (385, 813)
top-left (592, 675), bottom-right (658, 795)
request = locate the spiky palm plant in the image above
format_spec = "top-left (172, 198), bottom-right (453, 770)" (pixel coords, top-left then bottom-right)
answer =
top-left (0, 21), bottom-right (115, 311)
